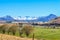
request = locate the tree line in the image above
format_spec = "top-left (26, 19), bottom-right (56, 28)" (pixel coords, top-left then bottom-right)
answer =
top-left (0, 23), bottom-right (33, 37)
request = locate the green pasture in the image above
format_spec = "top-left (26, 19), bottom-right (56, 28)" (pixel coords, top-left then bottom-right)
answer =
top-left (29, 27), bottom-right (60, 40)
top-left (0, 26), bottom-right (60, 40)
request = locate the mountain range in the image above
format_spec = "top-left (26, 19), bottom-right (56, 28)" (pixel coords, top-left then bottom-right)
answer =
top-left (37, 14), bottom-right (57, 22)
top-left (0, 14), bottom-right (57, 22)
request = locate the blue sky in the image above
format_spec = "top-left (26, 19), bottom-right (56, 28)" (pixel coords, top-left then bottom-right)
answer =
top-left (0, 0), bottom-right (60, 17)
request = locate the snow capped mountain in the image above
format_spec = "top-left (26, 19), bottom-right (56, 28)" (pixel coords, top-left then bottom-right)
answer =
top-left (13, 16), bottom-right (38, 20)
top-left (13, 17), bottom-right (26, 20)
top-left (0, 15), bottom-right (14, 21)
top-left (0, 14), bottom-right (57, 22)
top-left (37, 14), bottom-right (57, 22)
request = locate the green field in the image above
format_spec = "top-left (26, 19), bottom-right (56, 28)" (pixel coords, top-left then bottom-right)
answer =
top-left (1, 26), bottom-right (60, 40)
top-left (15, 26), bottom-right (60, 40)
top-left (29, 27), bottom-right (60, 40)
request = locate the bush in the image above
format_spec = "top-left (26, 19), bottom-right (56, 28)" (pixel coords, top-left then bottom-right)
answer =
top-left (22, 24), bottom-right (33, 37)
top-left (18, 23), bottom-right (23, 37)
top-left (8, 24), bottom-right (18, 35)
top-left (0, 24), bottom-right (7, 34)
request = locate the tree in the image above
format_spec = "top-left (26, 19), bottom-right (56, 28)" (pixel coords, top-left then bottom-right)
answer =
top-left (0, 24), bottom-right (6, 34)
top-left (7, 23), bottom-right (18, 35)
top-left (18, 23), bottom-right (23, 37)
top-left (23, 24), bottom-right (33, 37)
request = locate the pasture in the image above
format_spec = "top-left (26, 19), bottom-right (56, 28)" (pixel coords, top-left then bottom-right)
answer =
top-left (29, 26), bottom-right (60, 40)
top-left (0, 24), bottom-right (60, 40)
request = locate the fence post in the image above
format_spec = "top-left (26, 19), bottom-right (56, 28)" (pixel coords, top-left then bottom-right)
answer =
top-left (32, 33), bottom-right (34, 40)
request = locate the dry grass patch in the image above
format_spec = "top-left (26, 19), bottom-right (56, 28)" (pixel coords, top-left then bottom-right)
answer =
top-left (0, 34), bottom-right (37, 40)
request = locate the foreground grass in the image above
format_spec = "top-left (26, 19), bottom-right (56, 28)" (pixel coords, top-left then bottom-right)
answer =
top-left (29, 27), bottom-right (60, 40)
top-left (0, 34), bottom-right (37, 40)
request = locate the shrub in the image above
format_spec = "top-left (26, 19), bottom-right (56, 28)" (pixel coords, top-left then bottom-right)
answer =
top-left (0, 24), bottom-right (7, 34)
top-left (8, 23), bottom-right (18, 35)
top-left (18, 23), bottom-right (23, 37)
top-left (22, 24), bottom-right (33, 37)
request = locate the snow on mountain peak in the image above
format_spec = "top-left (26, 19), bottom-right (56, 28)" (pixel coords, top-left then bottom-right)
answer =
top-left (13, 16), bottom-right (38, 20)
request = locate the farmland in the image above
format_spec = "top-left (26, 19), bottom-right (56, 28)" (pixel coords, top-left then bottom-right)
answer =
top-left (0, 24), bottom-right (60, 40)
top-left (32, 27), bottom-right (60, 40)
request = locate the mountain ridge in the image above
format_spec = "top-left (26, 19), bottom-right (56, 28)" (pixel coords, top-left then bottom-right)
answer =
top-left (0, 14), bottom-right (57, 22)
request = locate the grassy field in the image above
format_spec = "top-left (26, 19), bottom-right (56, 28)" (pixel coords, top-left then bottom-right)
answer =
top-left (14, 26), bottom-right (60, 40)
top-left (0, 25), bottom-right (60, 40)
top-left (29, 27), bottom-right (60, 40)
